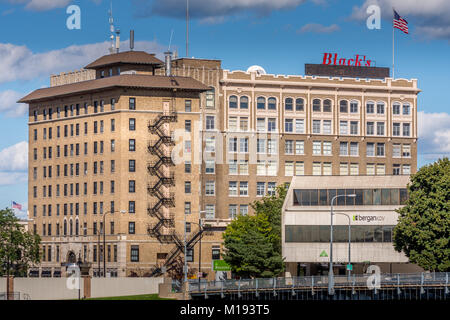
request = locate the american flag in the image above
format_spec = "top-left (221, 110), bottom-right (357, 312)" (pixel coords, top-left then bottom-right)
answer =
top-left (12, 201), bottom-right (22, 210)
top-left (393, 10), bottom-right (408, 34)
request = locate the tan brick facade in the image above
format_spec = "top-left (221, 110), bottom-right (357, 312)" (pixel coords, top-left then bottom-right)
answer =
top-left (26, 51), bottom-right (419, 280)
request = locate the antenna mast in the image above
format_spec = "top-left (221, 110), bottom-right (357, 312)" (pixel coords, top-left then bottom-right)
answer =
top-left (108, 1), bottom-right (115, 54)
top-left (186, 0), bottom-right (189, 57)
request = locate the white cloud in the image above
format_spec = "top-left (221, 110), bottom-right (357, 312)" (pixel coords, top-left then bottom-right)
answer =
top-left (418, 111), bottom-right (450, 159)
top-left (0, 90), bottom-right (27, 117)
top-left (0, 172), bottom-right (27, 185)
top-left (0, 141), bottom-right (28, 172)
top-left (3, 0), bottom-right (102, 11)
top-left (297, 23), bottom-right (340, 33)
top-left (0, 40), bottom-right (165, 84)
top-left (134, 0), bottom-right (311, 20)
top-left (350, 0), bottom-right (450, 40)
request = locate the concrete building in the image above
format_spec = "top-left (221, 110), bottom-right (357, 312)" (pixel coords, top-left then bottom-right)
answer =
top-left (282, 175), bottom-right (423, 276)
top-left (21, 45), bottom-right (420, 278)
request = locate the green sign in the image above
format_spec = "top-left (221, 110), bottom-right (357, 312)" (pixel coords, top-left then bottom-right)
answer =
top-left (319, 250), bottom-right (328, 257)
top-left (213, 260), bottom-right (231, 271)
top-left (346, 264), bottom-right (353, 271)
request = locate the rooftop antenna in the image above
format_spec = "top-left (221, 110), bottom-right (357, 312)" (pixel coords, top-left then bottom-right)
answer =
top-left (186, 0), bottom-right (189, 57)
top-left (168, 29), bottom-right (174, 52)
top-left (130, 30), bottom-right (135, 51)
top-left (108, 1), bottom-right (116, 54)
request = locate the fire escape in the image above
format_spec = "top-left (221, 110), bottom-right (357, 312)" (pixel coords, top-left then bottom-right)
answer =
top-left (147, 110), bottom-right (204, 277)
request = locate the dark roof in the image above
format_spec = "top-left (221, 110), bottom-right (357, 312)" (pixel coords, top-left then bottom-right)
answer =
top-left (85, 51), bottom-right (164, 69)
top-left (18, 74), bottom-right (209, 103)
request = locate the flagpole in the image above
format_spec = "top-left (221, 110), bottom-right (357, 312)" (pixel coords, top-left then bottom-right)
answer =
top-left (392, 11), bottom-right (395, 79)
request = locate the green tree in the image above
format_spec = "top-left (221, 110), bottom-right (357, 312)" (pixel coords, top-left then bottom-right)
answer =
top-left (393, 158), bottom-right (450, 272)
top-left (222, 185), bottom-right (287, 278)
top-left (0, 208), bottom-right (41, 277)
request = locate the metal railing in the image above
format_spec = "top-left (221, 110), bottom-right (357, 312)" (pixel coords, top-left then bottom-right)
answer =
top-left (189, 272), bottom-right (450, 294)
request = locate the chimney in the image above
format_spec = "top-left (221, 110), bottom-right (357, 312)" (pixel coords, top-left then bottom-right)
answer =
top-left (115, 29), bottom-right (121, 53)
top-left (130, 30), bottom-right (135, 51)
top-left (165, 51), bottom-right (172, 76)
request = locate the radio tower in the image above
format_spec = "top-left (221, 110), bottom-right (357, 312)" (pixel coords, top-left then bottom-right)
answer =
top-left (108, 1), bottom-right (115, 54)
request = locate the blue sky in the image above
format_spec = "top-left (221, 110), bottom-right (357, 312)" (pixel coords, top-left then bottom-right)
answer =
top-left (0, 0), bottom-right (449, 217)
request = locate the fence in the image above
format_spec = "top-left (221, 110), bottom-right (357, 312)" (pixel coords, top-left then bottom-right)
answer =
top-left (189, 272), bottom-right (450, 300)
top-left (90, 278), bottom-right (163, 298)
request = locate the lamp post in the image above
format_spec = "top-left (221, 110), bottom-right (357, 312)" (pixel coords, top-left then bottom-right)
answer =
top-left (102, 210), bottom-right (126, 277)
top-left (334, 212), bottom-right (352, 281)
top-left (328, 194), bottom-right (355, 296)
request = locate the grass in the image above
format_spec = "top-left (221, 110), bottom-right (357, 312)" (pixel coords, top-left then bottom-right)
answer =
top-left (85, 294), bottom-right (175, 300)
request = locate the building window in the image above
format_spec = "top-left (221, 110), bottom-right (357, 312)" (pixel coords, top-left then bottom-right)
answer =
top-left (350, 101), bottom-right (358, 113)
top-left (285, 119), bottom-right (293, 132)
top-left (239, 181), bottom-right (248, 196)
top-left (295, 141), bottom-right (304, 154)
top-left (295, 119), bottom-right (305, 133)
top-left (212, 247), bottom-right (221, 260)
top-left (323, 141), bottom-right (332, 155)
top-left (377, 122), bottom-right (385, 136)
top-left (229, 205), bottom-right (237, 219)
top-left (366, 122), bottom-right (374, 135)
top-left (377, 102), bottom-right (385, 114)
top-left (185, 181), bottom-right (191, 194)
top-left (393, 164), bottom-right (401, 175)
top-left (312, 99), bottom-right (321, 112)
top-left (268, 97), bottom-right (276, 110)
top-left (129, 118), bottom-right (136, 131)
top-left (312, 120), bottom-right (321, 134)
top-left (403, 123), bottom-right (411, 136)
top-left (184, 202), bottom-right (191, 215)
top-left (257, 97), bottom-right (266, 110)
top-left (229, 181), bottom-right (237, 196)
top-left (313, 141), bottom-right (321, 155)
top-left (393, 123), bottom-right (401, 136)
top-left (185, 161), bottom-right (191, 173)
top-left (402, 144), bottom-right (411, 158)
top-left (296, 98), bottom-right (304, 111)
top-left (376, 143), bottom-right (385, 157)
top-left (228, 117), bottom-right (237, 131)
top-left (129, 180), bottom-right (136, 193)
top-left (229, 96), bottom-right (238, 109)
top-left (295, 162), bottom-right (305, 176)
top-left (285, 161), bottom-right (294, 176)
top-left (267, 118), bottom-right (276, 132)
top-left (240, 96), bottom-right (249, 109)
top-left (240, 205), bottom-right (248, 216)
top-left (403, 104), bottom-right (410, 115)
top-left (129, 98), bottom-right (136, 110)
top-left (205, 205), bottom-right (215, 219)
top-left (205, 160), bottom-right (215, 174)
top-left (340, 121), bottom-right (348, 135)
top-left (257, 182), bottom-right (265, 196)
top-left (285, 98), bottom-right (293, 111)
top-left (268, 182), bottom-right (276, 196)
top-left (129, 139), bottom-right (135, 151)
top-left (128, 201), bottom-right (135, 213)
top-left (185, 100), bottom-right (192, 112)
top-left (393, 103), bottom-right (400, 115)
top-left (239, 117), bottom-right (248, 131)
top-left (128, 222), bottom-right (135, 234)
top-left (206, 116), bottom-right (215, 130)
top-left (186, 248), bottom-right (194, 262)
top-left (366, 102), bottom-right (374, 114)
top-left (340, 142), bottom-right (348, 156)
top-left (285, 140), bottom-right (293, 154)
top-left (206, 88), bottom-right (215, 109)
top-left (340, 100), bottom-right (348, 113)
top-left (130, 246), bottom-right (139, 262)
top-left (350, 121), bottom-right (358, 135)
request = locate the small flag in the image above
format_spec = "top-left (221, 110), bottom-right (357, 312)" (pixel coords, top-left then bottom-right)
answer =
top-left (393, 10), bottom-right (409, 34)
top-left (12, 201), bottom-right (22, 210)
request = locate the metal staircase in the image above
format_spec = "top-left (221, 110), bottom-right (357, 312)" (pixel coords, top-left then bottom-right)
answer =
top-left (146, 110), bottom-right (205, 277)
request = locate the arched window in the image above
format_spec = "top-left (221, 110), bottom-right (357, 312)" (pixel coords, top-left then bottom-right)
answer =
top-left (268, 97), bottom-right (277, 110)
top-left (285, 98), bottom-right (293, 111)
top-left (350, 100), bottom-right (359, 113)
top-left (75, 219), bottom-right (79, 236)
top-left (257, 97), bottom-right (266, 110)
top-left (377, 102), bottom-right (385, 114)
top-left (402, 103), bottom-right (410, 115)
top-left (339, 100), bottom-right (348, 113)
top-left (366, 101), bottom-right (375, 114)
top-left (393, 102), bottom-right (401, 115)
top-left (63, 220), bottom-right (67, 236)
top-left (313, 99), bottom-right (321, 112)
top-left (69, 219), bottom-right (73, 236)
top-left (240, 96), bottom-right (249, 109)
top-left (229, 95), bottom-right (238, 109)
top-left (296, 98), bottom-right (304, 111)
top-left (323, 99), bottom-right (332, 112)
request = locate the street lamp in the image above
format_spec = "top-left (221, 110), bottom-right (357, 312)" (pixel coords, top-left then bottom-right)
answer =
top-left (102, 210), bottom-right (127, 277)
top-left (328, 193), bottom-right (355, 296)
top-left (334, 212), bottom-right (352, 281)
